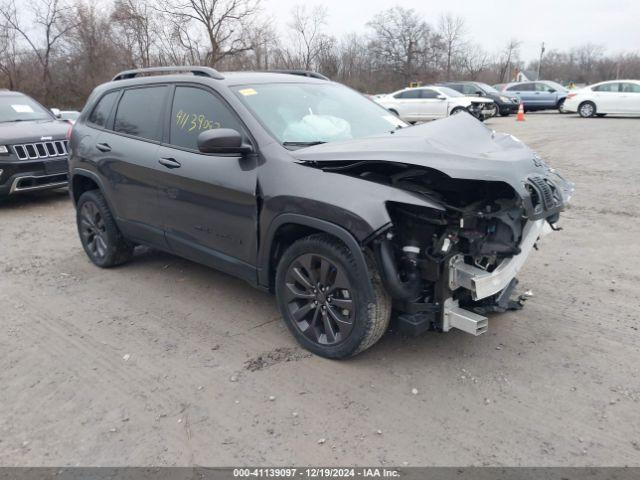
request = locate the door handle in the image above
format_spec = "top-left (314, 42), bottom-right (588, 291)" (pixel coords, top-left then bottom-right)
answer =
top-left (96, 142), bottom-right (111, 152)
top-left (158, 157), bottom-right (181, 169)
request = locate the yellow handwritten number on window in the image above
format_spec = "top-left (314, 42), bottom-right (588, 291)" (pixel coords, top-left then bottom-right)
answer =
top-left (175, 110), bottom-right (220, 132)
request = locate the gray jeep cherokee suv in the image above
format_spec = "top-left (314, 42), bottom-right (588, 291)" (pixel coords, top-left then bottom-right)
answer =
top-left (0, 90), bottom-right (70, 198)
top-left (69, 66), bottom-right (573, 358)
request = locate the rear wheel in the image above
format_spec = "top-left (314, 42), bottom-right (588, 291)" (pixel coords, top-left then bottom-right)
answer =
top-left (76, 190), bottom-right (134, 267)
top-left (275, 234), bottom-right (391, 358)
top-left (578, 101), bottom-right (596, 118)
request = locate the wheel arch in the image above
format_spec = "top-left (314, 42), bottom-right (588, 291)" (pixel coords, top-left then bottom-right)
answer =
top-left (70, 169), bottom-right (120, 219)
top-left (258, 213), bottom-right (375, 297)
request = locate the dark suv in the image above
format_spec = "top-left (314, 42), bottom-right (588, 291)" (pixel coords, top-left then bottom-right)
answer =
top-left (69, 67), bottom-right (574, 358)
top-left (0, 90), bottom-right (70, 198)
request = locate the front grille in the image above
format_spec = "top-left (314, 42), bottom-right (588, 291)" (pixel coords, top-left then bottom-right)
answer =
top-left (12, 140), bottom-right (69, 160)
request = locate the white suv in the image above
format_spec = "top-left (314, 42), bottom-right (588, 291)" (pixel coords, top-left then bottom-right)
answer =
top-left (563, 80), bottom-right (640, 117)
top-left (375, 86), bottom-right (494, 122)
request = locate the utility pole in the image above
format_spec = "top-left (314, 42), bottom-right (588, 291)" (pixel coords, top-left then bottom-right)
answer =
top-left (537, 42), bottom-right (545, 80)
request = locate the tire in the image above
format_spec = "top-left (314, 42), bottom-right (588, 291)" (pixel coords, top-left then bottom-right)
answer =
top-left (578, 101), bottom-right (596, 118)
top-left (557, 98), bottom-right (567, 113)
top-left (275, 233), bottom-right (391, 359)
top-left (76, 189), bottom-right (134, 268)
top-left (500, 111), bottom-right (510, 117)
top-left (596, 113), bottom-right (606, 117)
top-left (450, 107), bottom-right (466, 116)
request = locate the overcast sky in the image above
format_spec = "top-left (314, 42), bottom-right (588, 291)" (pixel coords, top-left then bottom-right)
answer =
top-left (262, 0), bottom-right (640, 61)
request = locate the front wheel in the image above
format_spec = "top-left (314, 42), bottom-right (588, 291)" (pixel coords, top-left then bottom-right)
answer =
top-left (275, 234), bottom-right (391, 358)
top-left (76, 190), bottom-right (134, 267)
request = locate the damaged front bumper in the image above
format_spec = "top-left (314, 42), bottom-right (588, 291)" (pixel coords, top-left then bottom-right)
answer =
top-left (449, 219), bottom-right (552, 301)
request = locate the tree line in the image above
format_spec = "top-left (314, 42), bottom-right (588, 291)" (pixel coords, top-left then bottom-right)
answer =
top-left (1, 0), bottom-right (639, 109)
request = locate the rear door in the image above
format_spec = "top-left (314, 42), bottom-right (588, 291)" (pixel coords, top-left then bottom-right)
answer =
top-left (91, 85), bottom-right (169, 247)
top-left (507, 83), bottom-right (535, 106)
top-left (156, 84), bottom-right (258, 281)
top-left (592, 82), bottom-right (621, 112)
top-left (393, 90), bottom-right (422, 121)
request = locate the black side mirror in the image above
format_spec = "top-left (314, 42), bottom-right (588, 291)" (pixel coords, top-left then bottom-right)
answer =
top-left (197, 128), bottom-right (252, 154)
top-left (437, 95), bottom-right (446, 100)
top-left (475, 91), bottom-right (484, 96)
top-left (547, 88), bottom-right (556, 93)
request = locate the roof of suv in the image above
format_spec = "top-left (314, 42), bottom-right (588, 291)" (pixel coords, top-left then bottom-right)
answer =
top-left (109, 67), bottom-right (329, 87)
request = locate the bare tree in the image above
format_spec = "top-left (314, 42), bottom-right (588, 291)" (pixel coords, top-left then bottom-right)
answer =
top-left (111, 0), bottom-right (154, 68)
top-left (367, 6), bottom-right (431, 86)
top-left (155, 0), bottom-right (260, 66)
top-left (497, 39), bottom-right (521, 82)
top-left (0, 0), bottom-right (76, 101)
top-left (438, 13), bottom-right (466, 81)
top-left (285, 4), bottom-right (329, 70)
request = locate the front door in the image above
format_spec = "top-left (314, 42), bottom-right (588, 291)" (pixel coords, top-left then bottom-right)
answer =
top-left (534, 82), bottom-right (556, 108)
top-left (156, 85), bottom-right (258, 282)
top-left (420, 88), bottom-right (449, 119)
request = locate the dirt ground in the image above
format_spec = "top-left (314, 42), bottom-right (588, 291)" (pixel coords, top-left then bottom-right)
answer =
top-left (1, 112), bottom-right (639, 467)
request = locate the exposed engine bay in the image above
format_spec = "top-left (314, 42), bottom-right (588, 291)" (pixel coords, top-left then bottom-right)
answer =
top-left (301, 158), bottom-right (573, 336)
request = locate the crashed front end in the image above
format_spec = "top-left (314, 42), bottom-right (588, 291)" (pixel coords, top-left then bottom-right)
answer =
top-left (295, 114), bottom-right (574, 337)
top-left (374, 165), bottom-right (573, 336)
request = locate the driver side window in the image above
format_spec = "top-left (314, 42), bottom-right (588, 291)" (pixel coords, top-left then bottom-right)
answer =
top-left (170, 86), bottom-right (243, 151)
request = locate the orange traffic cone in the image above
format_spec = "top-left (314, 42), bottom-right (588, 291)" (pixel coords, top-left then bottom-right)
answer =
top-left (516, 102), bottom-right (525, 121)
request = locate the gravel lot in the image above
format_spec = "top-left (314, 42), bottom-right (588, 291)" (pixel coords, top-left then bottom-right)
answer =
top-left (1, 112), bottom-right (639, 467)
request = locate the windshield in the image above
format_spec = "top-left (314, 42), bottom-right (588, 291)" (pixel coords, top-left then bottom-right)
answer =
top-left (0, 94), bottom-right (52, 122)
top-left (233, 83), bottom-right (407, 146)
top-left (437, 86), bottom-right (464, 98)
top-left (476, 82), bottom-right (499, 94)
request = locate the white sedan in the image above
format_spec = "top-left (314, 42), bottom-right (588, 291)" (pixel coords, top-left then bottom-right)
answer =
top-left (375, 86), bottom-right (495, 122)
top-left (563, 80), bottom-right (640, 117)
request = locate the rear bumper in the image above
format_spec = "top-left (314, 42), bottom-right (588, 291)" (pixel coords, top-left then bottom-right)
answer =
top-left (0, 157), bottom-right (69, 196)
top-left (448, 219), bottom-right (552, 300)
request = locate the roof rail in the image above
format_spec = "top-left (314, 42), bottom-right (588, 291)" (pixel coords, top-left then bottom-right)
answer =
top-left (268, 70), bottom-right (329, 81)
top-left (112, 66), bottom-right (224, 82)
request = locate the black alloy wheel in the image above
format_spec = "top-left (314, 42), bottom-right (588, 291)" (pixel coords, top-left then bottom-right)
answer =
top-left (76, 189), bottom-right (133, 267)
top-left (282, 253), bottom-right (355, 346)
top-left (79, 200), bottom-right (108, 260)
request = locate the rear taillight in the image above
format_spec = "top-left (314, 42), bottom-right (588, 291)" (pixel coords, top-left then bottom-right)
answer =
top-left (567, 93), bottom-right (577, 99)
top-left (65, 124), bottom-right (73, 140)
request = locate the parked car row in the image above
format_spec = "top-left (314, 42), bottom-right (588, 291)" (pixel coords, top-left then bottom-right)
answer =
top-left (374, 85), bottom-right (496, 122)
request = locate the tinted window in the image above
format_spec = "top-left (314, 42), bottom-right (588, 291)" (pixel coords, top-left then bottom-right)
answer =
top-left (395, 90), bottom-right (421, 99)
top-left (462, 84), bottom-right (481, 95)
top-left (88, 91), bottom-right (119, 127)
top-left (593, 83), bottom-right (619, 92)
top-left (114, 86), bottom-right (167, 141)
top-left (421, 89), bottom-right (439, 99)
top-left (508, 83), bottom-right (534, 91)
top-left (447, 84), bottom-right (463, 93)
top-left (620, 82), bottom-right (640, 93)
top-left (170, 86), bottom-right (243, 150)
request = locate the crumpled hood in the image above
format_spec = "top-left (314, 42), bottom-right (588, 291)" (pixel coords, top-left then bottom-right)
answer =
top-left (0, 119), bottom-right (69, 144)
top-left (293, 113), bottom-right (557, 198)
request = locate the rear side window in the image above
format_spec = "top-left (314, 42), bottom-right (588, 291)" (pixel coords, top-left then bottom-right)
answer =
top-left (394, 90), bottom-right (421, 99)
top-left (88, 91), bottom-right (119, 127)
top-left (114, 86), bottom-right (167, 141)
top-left (592, 83), bottom-right (619, 92)
top-left (169, 86), bottom-right (243, 151)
